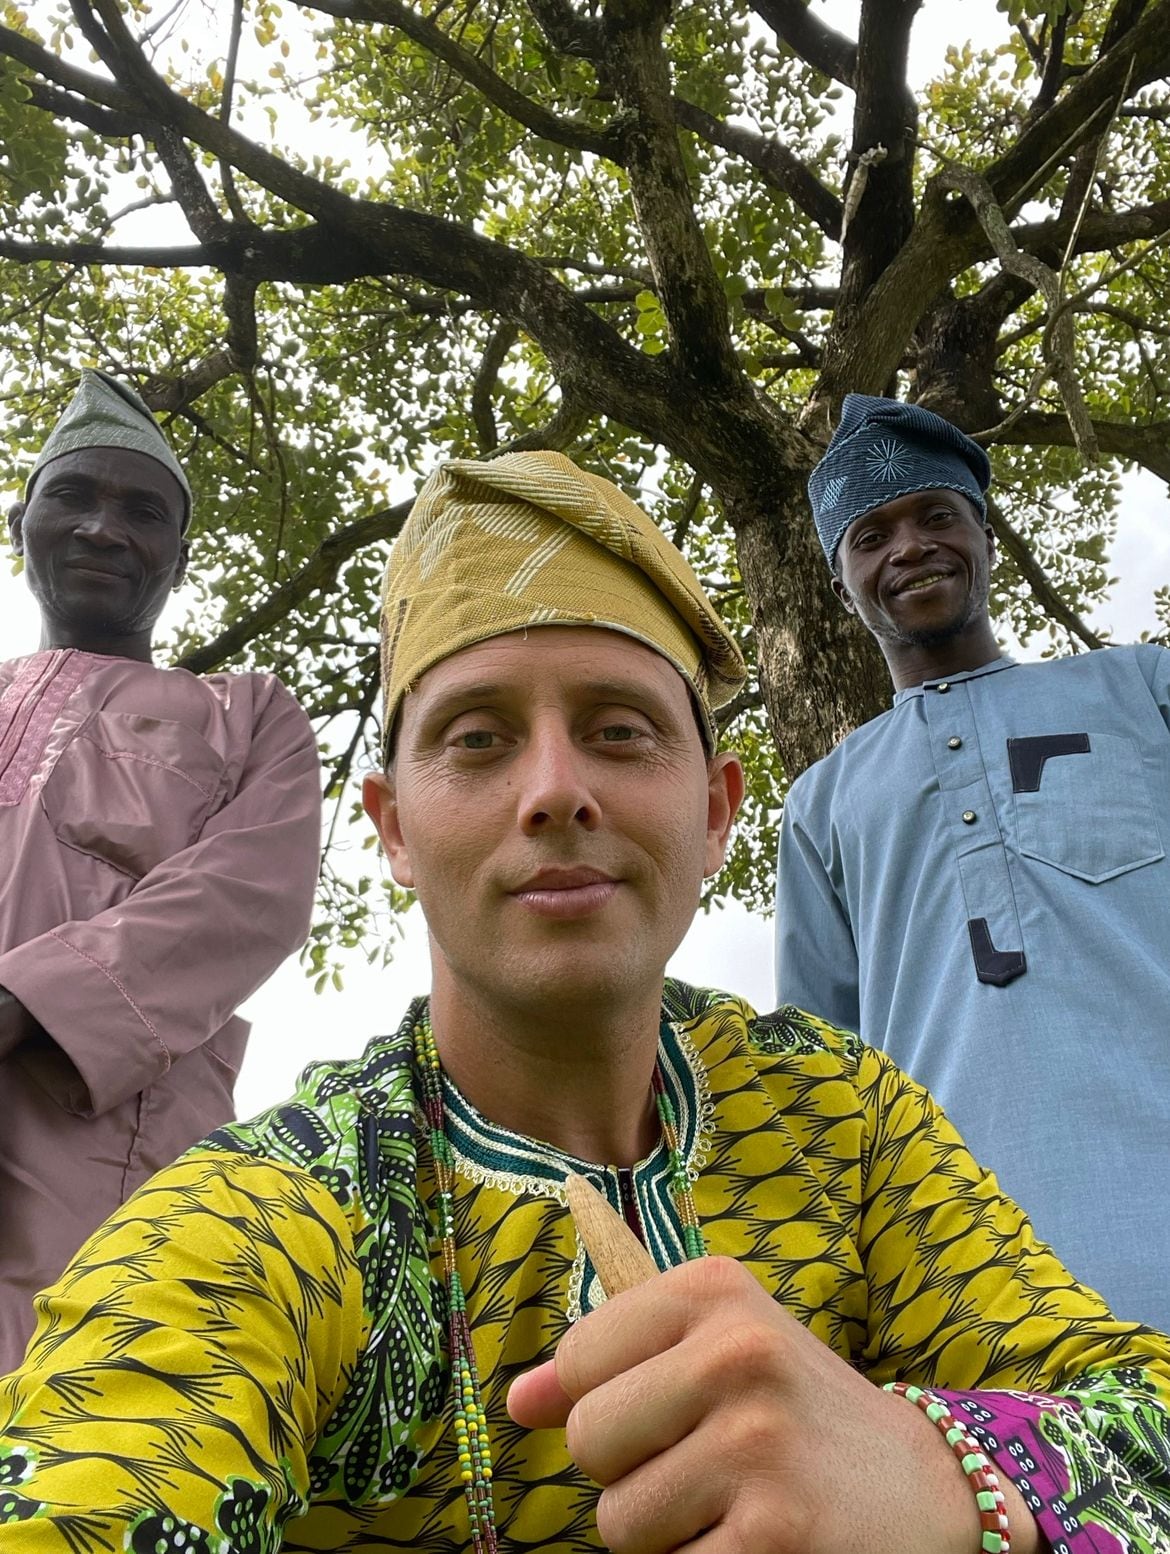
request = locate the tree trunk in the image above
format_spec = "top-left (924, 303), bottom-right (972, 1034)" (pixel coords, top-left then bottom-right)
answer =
top-left (724, 475), bottom-right (891, 777)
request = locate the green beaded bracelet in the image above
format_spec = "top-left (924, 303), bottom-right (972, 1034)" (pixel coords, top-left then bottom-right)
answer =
top-left (884, 1382), bottom-right (1012, 1554)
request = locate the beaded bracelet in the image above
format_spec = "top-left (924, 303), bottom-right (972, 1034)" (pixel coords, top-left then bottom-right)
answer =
top-left (883, 1381), bottom-right (1011, 1554)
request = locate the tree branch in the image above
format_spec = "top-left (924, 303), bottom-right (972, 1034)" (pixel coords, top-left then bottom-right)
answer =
top-left (752, 0), bottom-right (857, 86)
top-left (321, 661), bottom-right (380, 830)
top-left (536, 254), bottom-right (653, 284)
top-left (1015, 18), bottom-right (1045, 71)
top-left (1027, 8), bottom-right (1069, 121)
top-left (27, 7), bottom-right (695, 463)
top-left (986, 496), bottom-right (1105, 652)
top-left (24, 80), bottom-right (147, 138)
top-left (494, 391), bottom-right (591, 453)
top-left (222, 269), bottom-right (260, 373)
top-left (743, 284), bottom-right (839, 313)
top-left (942, 165), bottom-right (1098, 459)
top-left (992, 411), bottom-right (1170, 484)
top-left (153, 125), bottom-right (231, 245)
top-left (471, 319), bottom-right (520, 451)
top-left (1101, 0), bottom-right (1150, 52)
top-left (670, 471), bottom-right (704, 549)
top-left (218, 0), bottom-right (248, 224)
top-left (312, 0), bottom-right (622, 157)
top-left (177, 498), bottom-right (413, 674)
top-left (837, 0), bottom-right (920, 314)
top-left (0, 21), bottom-right (136, 113)
top-left (715, 683), bottom-right (763, 731)
top-left (0, 238), bottom-right (215, 266)
top-left (984, 2), bottom-right (1167, 218)
top-left (672, 95), bottom-right (842, 238)
top-left (139, 349), bottom-right (239, 413)
top-left (1015, 196), bottom-right (1170, 255)
top-left (1119, 102), bottom-right (1170, 118)
top-left (69, 0), bottom-right (388, 229)
top-left (600, 0), bottom-right (739, 384)
top-left (524, 0), bottom-right (605, 62)
top-left (816, 0), bottom-right (1170, 404)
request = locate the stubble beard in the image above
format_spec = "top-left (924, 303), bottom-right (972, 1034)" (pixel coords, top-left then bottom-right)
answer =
top-left (889, 571), bottom-right (988, 650)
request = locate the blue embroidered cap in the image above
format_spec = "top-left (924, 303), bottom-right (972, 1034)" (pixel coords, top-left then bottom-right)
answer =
top-left (810, 394), bottom-right (991, 566)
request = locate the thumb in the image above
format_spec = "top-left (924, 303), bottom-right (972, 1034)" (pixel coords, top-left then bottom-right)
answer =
top-left (506, 1357), bottom-right (574, 1429)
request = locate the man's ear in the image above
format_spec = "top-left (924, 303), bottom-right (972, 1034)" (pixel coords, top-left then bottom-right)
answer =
top-left (830, 571), bottom-right (856, 615)
top-left (172, 539), bottom-right (190, 591)
top-left (703, 752), bottom-right (745, 878)
top-left (9, 502), bottom-right (25, 556)
top-left (362, 771), bottom-right (415, 888)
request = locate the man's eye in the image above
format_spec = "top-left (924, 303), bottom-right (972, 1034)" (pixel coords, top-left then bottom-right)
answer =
top-left (456, 730), bottom-right (496, 750)
top-left (600, 725), bottom-right (638, 742)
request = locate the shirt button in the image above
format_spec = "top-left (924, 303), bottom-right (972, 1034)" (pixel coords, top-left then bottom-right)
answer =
top-left (937, 682), bottom-right (950, 693)
top-left (948, 737), bottom-right (962, 750)
top-left (962, 810), bottom-right (977, 824)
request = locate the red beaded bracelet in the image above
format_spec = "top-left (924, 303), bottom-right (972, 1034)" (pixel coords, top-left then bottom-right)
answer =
top-left (883, 1381), bottom-right (1011, 1554)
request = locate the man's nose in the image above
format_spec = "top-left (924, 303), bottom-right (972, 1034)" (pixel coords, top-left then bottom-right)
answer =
top-left (73, 504), bottom-right (126, 547)
top-left (517, 726), bottom-right (602, 834)
top-left (890, 523), bottom-right (937, 562)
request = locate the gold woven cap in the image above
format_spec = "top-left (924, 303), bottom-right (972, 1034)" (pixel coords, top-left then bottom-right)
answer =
top-left (380, 451), bottom-right (746, 752)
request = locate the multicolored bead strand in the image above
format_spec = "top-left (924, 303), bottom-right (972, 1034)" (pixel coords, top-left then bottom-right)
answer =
top-left (652, 1064), bottom-right (705, 1263)
top-left (883, 1382), bottom-right (1011, 1553)
top-left (414, 1019), bottom-right (498, 1554)
top-left (415, 1014), bottom-right (706, 1551)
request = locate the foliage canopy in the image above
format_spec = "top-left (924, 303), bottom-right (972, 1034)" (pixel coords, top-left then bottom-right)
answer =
top-left (0, 0), bottom-right (1168, 961)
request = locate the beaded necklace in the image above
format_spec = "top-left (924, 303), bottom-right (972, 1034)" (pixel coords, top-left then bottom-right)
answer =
top-left (413, 1015), bottom-right (707, 1554)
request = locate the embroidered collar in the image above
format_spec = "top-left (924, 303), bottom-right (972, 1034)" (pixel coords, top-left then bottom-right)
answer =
top-left (433, 1015), bottom-right (714, 1301)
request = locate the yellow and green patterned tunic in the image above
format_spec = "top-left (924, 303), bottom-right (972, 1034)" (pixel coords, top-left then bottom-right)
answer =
top-left (1, 982), bottom-right (1169, 1553)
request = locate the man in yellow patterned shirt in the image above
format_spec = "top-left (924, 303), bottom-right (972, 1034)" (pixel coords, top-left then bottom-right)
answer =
top-left (1, 452), bottom-right (1168, 1554)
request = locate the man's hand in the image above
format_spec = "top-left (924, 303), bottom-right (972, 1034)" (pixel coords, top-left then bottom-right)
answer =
top-left (508, 1256), bottom-right (1038, 1554)
top-left (0, 986), bottom-right (42, 1063)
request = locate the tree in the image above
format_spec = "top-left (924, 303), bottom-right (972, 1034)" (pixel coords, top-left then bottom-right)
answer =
top-left (0, 0), bottom-right (1167, 949)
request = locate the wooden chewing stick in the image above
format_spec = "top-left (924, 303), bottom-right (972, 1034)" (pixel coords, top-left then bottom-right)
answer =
top-left (564, 1172), bottom-right (659, 1297)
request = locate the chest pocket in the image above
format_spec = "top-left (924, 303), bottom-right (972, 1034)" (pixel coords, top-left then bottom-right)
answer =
top-left (40, 711), bottom-right (227, 879)
top-left (1010, 731), bottom-right (1164, 883)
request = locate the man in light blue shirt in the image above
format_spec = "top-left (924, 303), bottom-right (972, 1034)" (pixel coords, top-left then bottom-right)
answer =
top-left (775, 394), bottom-right (1170, 1328)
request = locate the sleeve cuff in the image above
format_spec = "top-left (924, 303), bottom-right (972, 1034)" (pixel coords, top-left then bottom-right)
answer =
top-left (935, 1387), bottom-right (1111, 1554)
top-left (0, 930), bottom-right (169, 1115)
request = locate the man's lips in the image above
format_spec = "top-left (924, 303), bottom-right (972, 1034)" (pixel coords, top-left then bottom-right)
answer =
top-left (510, 868), bottom-right (620, 919)
top-left (890, 569), bottom-right (953, 597)
top-left (65, 559), bottom-right (130, 579)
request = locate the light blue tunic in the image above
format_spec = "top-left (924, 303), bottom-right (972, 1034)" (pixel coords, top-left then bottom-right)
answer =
top-left (775, 646), bottom-right (1170, 1329)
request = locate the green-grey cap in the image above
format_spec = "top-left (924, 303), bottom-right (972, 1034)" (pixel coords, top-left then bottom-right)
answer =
top-left (26, 369), bottom-right (193, 530)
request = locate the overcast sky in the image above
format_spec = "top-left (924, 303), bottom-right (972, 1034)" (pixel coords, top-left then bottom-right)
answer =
top-left (1, 0), bottom-right (1166, 1114)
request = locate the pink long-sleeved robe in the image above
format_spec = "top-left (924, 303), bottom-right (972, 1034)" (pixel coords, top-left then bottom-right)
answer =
top-left (0, 648), bottom-right (321, 1370)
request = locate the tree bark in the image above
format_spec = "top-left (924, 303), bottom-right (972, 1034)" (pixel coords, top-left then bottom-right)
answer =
top-left (729, 474), bottom-right (891, 776)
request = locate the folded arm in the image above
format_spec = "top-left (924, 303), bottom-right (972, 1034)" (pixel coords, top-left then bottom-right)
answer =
top-left (0, 988), bottom-right (41, 1064)
top-left (0, 681), bottom-right (321, 1115)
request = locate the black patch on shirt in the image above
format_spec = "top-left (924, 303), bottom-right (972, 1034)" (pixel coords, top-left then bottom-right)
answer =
top-left (1008, 733), bottom-right (1090, 793)
top-left (967, 918), bottom-right (1027, 987)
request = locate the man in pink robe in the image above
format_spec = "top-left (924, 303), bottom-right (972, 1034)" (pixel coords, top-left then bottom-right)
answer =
top-left (0, 370), bottom-right (321, 1370)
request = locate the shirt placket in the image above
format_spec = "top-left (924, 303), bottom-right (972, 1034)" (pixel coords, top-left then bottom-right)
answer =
top-left (0, 651), bottom-right (91, 807)
top-left (922, 677), bottom-right (1027, 987)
